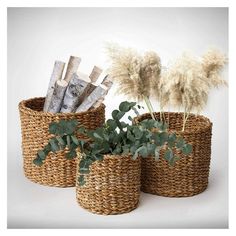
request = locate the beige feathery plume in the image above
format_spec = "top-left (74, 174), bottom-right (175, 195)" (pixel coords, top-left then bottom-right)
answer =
top-left (162, 53), bottom-right (210, 113)
top-left (106, 44), bottom-right (162, 102)
top-left (106, 43), bottom-right (144, 101)
top-left (141, 51), bottom-right (162, 100)
top-left (160, 48), bottom-right (227, 115)
top-left (106, 44), bottom-right (162, 120)
top-left (202, 48), bottom-right (228, 88)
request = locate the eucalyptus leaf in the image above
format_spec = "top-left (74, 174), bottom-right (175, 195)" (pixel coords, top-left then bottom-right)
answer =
top-left (168, 133), bottom-right (176, 148)
top-left (164, 149), bottom-right (174, 162)
top-left (71, 135), bottom-right (79, 145)
top-left (154, 146), bottom-right (161, 161)
top-left (79, 159), bottom-right (90, 174)
top-left (133, 127), bottom-right (143, 139)
top-left (127, 130), bottom-right (135, 142)
top-left (66, 135), bottom-right (71, 149)
top-left (94, 154), bottom-right (103, 161)
top-left (56, 136), bottom-right (66, 146)
top-left (169, 155), bottom-right (180, 166)
top-left (128, 116), bottom-right (133, 121)
top-left (33, 157), bottom-right (43, 166)
top-left (66, 149), bottom-right (76, 159)
top-left (78, 175), bottom-right (86, 186)
top-left (49, 122), bottom-right (58, 134)
top-left (182, 144), bottom-right (193, 155)
top-left (78, 126), bottom-right (86, 135)
top-left (122, 145), bottom-right (130, 154)
top-left (112, 110), bottom-right (119, 119)
top-left (49, 138), bottom-right (60, 152)
top-left (119, 101), bottom-right (131, 112)
top-left (106, 119), bottom-right (117, 130)
top-left (116, 111), bottom-right (125, 120)
top-left (44, 144), bottom-right (51, 153)
top-left (159, 132), bottom-right (168, 145)
top-left (147, 143), bottom-right (156, 154)
top-left (133, 146), bottom-right (148, 159)
top-left (176, 137), bottom-right (185, 148)
top-left (38, 150), bottom-right (46, 160)
top-left (131, 106), bottom-right (140, 116)
top-left (93, 132), bottom-right (103, 140)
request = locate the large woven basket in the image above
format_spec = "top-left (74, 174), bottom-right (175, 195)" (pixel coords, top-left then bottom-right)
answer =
top-left (18, 97), bottom-right (105, 187)
top-left (76, 154), bottom-right (141, 215)
top-left (134, 112), bottom-right (212, 197)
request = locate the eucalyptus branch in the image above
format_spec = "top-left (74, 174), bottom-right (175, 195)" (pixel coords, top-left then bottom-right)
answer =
top-left (33, 101), bottom-right (192, 187)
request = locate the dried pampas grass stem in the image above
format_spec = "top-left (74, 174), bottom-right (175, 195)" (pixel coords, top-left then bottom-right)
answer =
top-left (143, 95), bottom-right (156, 120)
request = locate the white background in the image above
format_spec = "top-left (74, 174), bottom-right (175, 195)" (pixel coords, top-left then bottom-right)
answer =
top-left (7, 7), bottom-right (228, 228)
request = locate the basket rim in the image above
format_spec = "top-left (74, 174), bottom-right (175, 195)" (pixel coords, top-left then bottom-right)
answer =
top-left (134, 111), bottom-right (212, 135)
top-left (100, 153), bottom-right (134, 160)
top-left (77, 152), bottom-right (133, 160)
top-left (18, 96), bottom-right (105, 117)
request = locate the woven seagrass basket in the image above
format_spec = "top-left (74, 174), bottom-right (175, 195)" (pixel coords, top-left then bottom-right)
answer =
top-left (134, 112), bottom-right (212, 197)
top-left (76, 154), bottom-right (141, 215)
top-left (18, 97), bottom-right (105, 187)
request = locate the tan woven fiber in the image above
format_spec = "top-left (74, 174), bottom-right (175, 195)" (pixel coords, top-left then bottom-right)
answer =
top-left (76, 154), bottom-right (141, 215)
top-left (18, 97), bottom-right (105, 187)
top-left (134, 112), bottom-right (212, 197)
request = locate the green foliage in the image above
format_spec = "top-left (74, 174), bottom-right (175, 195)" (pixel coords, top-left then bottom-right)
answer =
top-left (33, 120), bottom-right (80, 167)
top-left (33, 101), bottom-right (192, 187)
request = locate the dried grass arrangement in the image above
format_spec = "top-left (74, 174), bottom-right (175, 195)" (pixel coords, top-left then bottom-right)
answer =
top-left (157, 49), bottom-right (227, 130)
top-left (107, 44), bottom-right (227, 130)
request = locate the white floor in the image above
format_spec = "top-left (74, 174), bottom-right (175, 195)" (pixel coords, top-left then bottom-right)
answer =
top-left (7, 149), bottom-right (228, 229)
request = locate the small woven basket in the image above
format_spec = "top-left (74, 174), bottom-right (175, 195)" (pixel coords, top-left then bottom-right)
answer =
top-left (76, 154), bottom-right (141, 215)
top-left (18, 97), bottom-right (105, 187)
top-left (134, 112), bottom-right (212, 197)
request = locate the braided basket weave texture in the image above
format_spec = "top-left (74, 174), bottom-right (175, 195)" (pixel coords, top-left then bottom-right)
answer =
top-left (76, 154), bottom-right (141, 215)
top-left (19, 97), bottom-right (105, 187)
top-left (134, 112), bottom-right (212, 197)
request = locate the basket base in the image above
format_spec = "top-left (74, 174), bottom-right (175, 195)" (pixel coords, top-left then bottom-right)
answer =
top-left (77, 199), bottom-right (139, 215)
top-left (141, 185), bottom-right (208, 197)
top-left (24, 173), bottom-right (76, 188)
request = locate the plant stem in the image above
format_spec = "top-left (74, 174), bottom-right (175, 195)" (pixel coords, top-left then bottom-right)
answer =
top-left (162, 108), bottom-right (166, 123)
top-left (182, 109), bottom-right (190, 131)
top-left (143, 96), bottom-right (156, 120)
top-left (167, 103), bottom-right (170, 130)
top-left (182, 109), bottom-right (186, 132)
top-left (148, 99), bottom-right (156, 120)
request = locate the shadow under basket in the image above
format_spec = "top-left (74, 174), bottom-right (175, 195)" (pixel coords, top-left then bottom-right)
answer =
top-left (18, 97), bottom-right (105, 187)
top-left (134, 112), bottom-right (212, 197)
top-left (76, 154), bottom-right (141, 215)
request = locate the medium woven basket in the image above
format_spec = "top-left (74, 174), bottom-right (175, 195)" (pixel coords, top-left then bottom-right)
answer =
top-left (134, 112), bottom-right (212, 197)
top-left (76, 154), bottom-right (141, 215)
top-left (18, 97), bottom-right (105, 187)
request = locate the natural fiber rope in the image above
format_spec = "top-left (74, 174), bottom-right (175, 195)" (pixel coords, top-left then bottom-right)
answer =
top-left (76, 154), bottom-right (141, 215)
top-left (134, 112), bottom-right (212, 197)
top-left (19, 97), bottom-right (105, 187)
